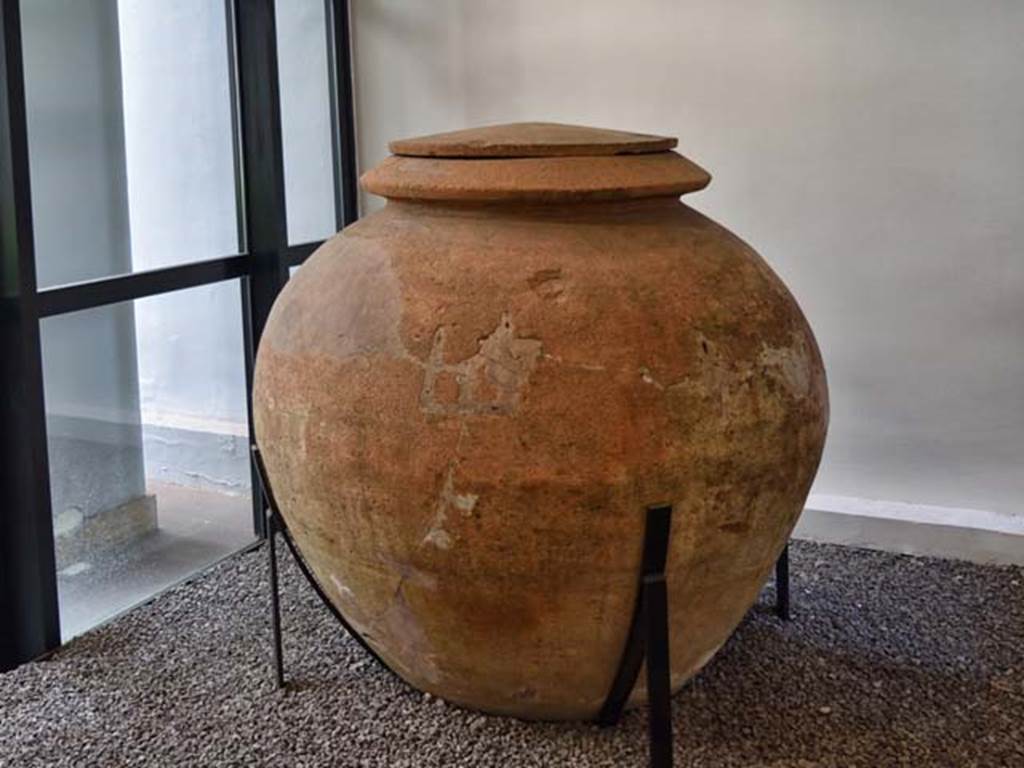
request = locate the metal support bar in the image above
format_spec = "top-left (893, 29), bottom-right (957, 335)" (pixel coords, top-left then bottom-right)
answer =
top-left (597, 586), bottom-right (648, 726)
top-left (598, 505), bottom-right (674, 768)
top-left (0, 0), bottom-right (61, 671)
top-left (251, 443), bottom-right (401, 688)
top-left (234, 0), bottom-right (290, 538)
top-left (252, 444), bottom-right (285, 688)
top-left (643, 574), bottom-right (673, 768)
top-left (35, 254), bottom-right (250, 318)
top-left (266, 501), bottom-right (285, 689)
top-left (775, 544), bottom-right (791, 621)
top-left (325, 0), bottom-right (359, 229)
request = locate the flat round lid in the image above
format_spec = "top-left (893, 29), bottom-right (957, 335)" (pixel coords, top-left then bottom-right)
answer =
top-left (389, 121), bottom-right (677, 158)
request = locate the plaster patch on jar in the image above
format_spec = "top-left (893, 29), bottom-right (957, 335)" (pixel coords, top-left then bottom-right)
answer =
top-left (421, 465), bottom-right (477, 549)
top-left (329, 572), bottom-right (355, 600)
top-left (420, 312), bottom-right (541, 415)
top-left (451, 491), bottom-right (478, 514)
top-left (639, 366), bottom-right (665, 390)
top-left (759, 336), bottom-right (812, 399)
top-left (543, 352), bottom-right (605, 372)
top-left (422, 528), bottom-right (452, 550)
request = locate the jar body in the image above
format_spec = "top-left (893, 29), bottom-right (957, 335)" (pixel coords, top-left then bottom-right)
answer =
top-left (253, 197), bottom-right (828, 720)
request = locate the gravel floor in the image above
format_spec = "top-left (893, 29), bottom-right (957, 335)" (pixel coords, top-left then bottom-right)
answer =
top-left (1, 541), bottom-right (1021, 767)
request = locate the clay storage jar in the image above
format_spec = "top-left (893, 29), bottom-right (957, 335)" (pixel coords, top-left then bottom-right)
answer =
top-left (253, 122), bottom-right (828, 721)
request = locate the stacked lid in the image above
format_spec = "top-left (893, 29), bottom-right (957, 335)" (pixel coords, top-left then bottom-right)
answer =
top-left (360, 122), bottom-right (711, 203)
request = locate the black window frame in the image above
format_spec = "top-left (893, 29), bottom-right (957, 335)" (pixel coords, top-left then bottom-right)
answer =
top-left (0, 0), bottom-right (358, 671)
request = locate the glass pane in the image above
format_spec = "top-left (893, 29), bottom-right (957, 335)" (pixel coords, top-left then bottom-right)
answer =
top-left (276, 0), bottom-right (338, 244)
top-left (41, 281), bottom-right (254, 638)
top-left (21, 0), bottom-right (239, 288)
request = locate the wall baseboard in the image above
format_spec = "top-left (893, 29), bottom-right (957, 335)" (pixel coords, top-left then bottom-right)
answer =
top-left (142, 421), bottom-right (249, 495)
top-left (795, 494), bottom-right (1024, 567)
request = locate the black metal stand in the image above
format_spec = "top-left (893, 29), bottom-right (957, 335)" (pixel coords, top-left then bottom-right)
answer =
top-left (265, 503), bottom-right (284, 689)
top-left (775, 543), bottom-right (791, 621)
top-left (251, 445), bottom-right (400, 691)
top-left (597, 505), bottom-right (674, 766)
top-left (252, 444), bottom-right (792, 766)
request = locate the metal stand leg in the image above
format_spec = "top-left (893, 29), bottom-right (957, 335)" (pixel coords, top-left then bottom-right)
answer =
top-left (598, 505), bottom-right (674, 768)
top-left (252, 442), bottom-right (403, 689)
top-left (775, 543), bottom-right (790, 621)
top-left (643, 573), bottom-right (673, 768)
top-left (249, 444), bottom-right (784, 768)
top-left (267, 509), bottom-right (285, 689)
top-left (254, 445), bottom-right (286, 689)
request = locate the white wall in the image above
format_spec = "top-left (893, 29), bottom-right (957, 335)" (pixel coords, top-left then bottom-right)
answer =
top-left (352, 1), bottom-right (1024, 522)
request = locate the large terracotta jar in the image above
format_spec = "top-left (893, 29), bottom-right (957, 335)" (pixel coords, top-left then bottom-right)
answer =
top-left (253, 123), bottom-right (828, 721)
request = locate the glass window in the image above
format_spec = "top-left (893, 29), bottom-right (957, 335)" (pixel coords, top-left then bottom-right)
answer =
top-left (21, 0), bottom-right (240, 288)
top-left (40, 281), bottom-right (254, 638)
top-left (276, 0), bottom-right (338, 244)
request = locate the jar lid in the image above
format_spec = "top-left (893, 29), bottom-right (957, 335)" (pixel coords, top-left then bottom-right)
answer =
top-left (389, 122), bottom-right (677, 158)
top-left (361, 122), bottom-right (710, 203)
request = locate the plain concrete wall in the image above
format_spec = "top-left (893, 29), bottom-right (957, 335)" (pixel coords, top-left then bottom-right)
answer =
top-left (351, 0), bottom-right (1024, 523)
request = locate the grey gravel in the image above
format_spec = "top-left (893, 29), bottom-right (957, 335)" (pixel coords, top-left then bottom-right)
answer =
top-left (1, 541), bottom-right (1021, 767)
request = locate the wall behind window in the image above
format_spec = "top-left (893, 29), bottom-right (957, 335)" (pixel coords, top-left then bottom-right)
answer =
top-left (117, 0), bottom-right (242, 425)
top-left (115, 0), bottom-right (334, 492)
top-left (117, 0), bottom-right (247, 492)
top-left (22, 0), bottom-right (147, 524)
top-left (276, 0), bottom-right (336, 244)
top-left (351, 0), bottom-right (1024, 520)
